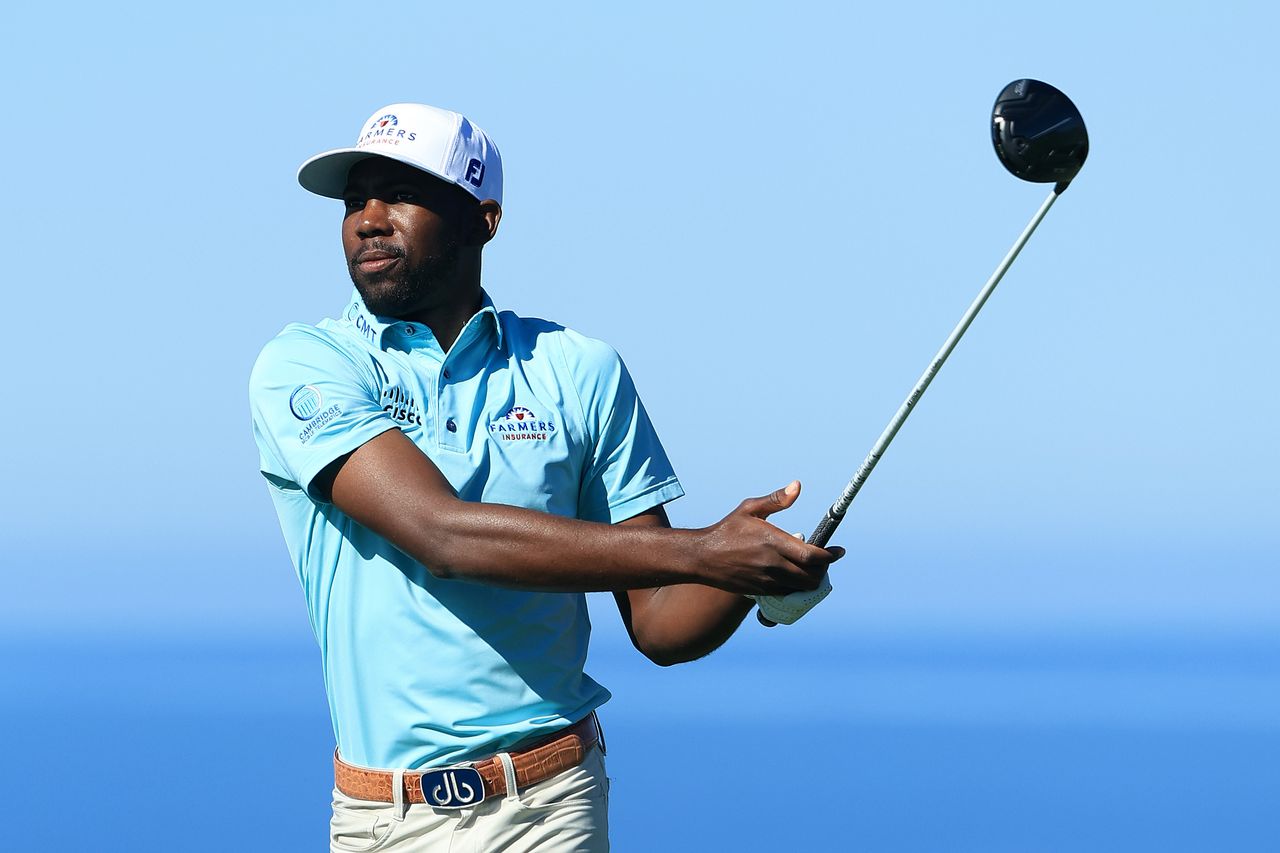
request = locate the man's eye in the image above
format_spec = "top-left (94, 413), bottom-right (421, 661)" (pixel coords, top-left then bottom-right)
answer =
top-left (343, 198), bottom-right (364, 211)
top-left (394, 192), bottom-right (417, 203)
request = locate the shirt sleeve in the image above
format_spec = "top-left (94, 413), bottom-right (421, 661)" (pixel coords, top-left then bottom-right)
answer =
top-left (562, 334), bottom-right (684, 523)
top-left (248, 327), bottom-right (398, 501)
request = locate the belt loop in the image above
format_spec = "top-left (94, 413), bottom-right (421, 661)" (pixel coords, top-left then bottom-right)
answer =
top-left (496, 752), bottom-right (519, 802)
top-left (593, 712), bottom-right (606, 756)
top-left (391, 769), bottom-right (407, 821)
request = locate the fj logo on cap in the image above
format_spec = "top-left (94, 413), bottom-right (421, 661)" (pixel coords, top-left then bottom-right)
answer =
top-left (465, 158), bottom-right (485, 188)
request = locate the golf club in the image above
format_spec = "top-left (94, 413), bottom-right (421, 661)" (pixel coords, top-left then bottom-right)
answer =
top-left (760, 79), bottom-right (1088, 626)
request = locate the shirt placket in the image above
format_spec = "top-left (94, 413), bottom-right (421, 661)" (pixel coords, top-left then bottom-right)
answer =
top-left (436, 316), bottom-right (490, 452)
top-left (395, 321), bottom-right (448, 448)
top-left (437, 354), bottom-right (465, 452)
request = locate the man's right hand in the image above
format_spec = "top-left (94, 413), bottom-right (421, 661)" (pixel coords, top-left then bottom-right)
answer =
top-left (691, 481), bottom-right (844, 596)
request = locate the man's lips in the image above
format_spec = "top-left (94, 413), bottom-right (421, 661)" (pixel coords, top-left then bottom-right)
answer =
top-left (353, 249), bottom-right (402, 274)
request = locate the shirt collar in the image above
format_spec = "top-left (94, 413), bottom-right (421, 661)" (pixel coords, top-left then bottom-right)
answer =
top-left (339, 289), bottom-right (505, 352)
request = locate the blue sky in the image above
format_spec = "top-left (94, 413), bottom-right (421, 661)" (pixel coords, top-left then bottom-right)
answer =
top-left (1, 1), bottom-right (1275, 643)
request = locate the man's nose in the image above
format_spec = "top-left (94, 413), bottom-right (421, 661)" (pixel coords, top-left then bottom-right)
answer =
top-left (355, 199), bottom-right (393, 239)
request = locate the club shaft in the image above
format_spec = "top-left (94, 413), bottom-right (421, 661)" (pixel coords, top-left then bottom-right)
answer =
top-left (807, 188), bottom-right (1061, 547)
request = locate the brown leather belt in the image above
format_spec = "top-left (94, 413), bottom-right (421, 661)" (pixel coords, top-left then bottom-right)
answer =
top-left (334, 714), bottom-right (601, 806)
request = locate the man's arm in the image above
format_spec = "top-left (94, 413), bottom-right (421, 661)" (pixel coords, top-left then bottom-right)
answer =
top-left (326, 428), bottom-right (840, 596)
top-left (613, 505), bottom-right (777, 666)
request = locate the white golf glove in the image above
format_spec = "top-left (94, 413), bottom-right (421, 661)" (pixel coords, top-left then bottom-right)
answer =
top-left (753, 571), bottom-right (833, 626)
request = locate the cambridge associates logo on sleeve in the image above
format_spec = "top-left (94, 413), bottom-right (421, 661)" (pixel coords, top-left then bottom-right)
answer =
top-left (488, 406), bottom-right (556, 442)
top-left (290, 384), bottom-right (342, 445)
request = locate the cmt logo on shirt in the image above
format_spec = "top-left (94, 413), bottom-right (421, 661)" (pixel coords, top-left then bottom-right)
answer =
top-left (346, 304), bottom-right (378, 343)
top-left (488, 406), bottom-right (556, 442)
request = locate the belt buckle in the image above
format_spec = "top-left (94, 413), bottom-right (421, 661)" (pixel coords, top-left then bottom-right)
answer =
top-left (419, 765), bottom-right (486, 809)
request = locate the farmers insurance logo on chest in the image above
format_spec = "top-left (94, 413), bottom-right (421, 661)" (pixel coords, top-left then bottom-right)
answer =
top-left (489, 406), bottom-right (557, 442)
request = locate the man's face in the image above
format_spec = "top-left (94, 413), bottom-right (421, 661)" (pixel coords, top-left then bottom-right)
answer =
top-left (341, 157), bottom-right (476, 317)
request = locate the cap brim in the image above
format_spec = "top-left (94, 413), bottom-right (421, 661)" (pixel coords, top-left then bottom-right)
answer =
top-left (297, 149), bottom-right (374, 198)
top-left (296, 148), bottom-right (456, 199)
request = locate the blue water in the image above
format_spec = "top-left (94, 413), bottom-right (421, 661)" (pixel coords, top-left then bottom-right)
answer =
top-left (4, 630), bottom-right (1278, 851)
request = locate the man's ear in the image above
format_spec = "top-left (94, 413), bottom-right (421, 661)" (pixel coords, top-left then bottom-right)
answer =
top-left (475, 200), bottom-right (502, 245)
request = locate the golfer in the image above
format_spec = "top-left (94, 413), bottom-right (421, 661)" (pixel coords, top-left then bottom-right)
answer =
top-left (249, 102), bottom-right (842, 852)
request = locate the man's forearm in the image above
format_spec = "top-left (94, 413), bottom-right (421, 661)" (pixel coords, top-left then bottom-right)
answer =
top-left (389, 497), bottom-right (706, 591)
top-left (621, 584), bottom-right (755, 666)
top-left (327, 429), bottom-right (836, 596)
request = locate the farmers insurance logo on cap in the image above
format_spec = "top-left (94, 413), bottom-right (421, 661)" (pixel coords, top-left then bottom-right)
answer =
top-left (489, 406), bottom-right (556, 442)
top-left (360, 113), bottom-right (416, 146)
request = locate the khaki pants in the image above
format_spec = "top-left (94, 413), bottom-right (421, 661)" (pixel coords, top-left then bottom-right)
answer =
top-left (330, 744), bottom-right (609, 852)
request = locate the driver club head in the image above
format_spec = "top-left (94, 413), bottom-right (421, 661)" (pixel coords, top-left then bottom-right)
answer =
top-left (992, 79), bottom-right (1088, 191)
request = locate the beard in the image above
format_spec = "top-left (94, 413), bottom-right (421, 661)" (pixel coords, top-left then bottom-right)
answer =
top-left (347, 238), bottom-right (462, 318)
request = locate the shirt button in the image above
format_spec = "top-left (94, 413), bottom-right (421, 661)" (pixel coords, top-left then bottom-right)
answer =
top-left (404, 325), bottom-right (416, 335)
top-left (446, 418), bottom-right (457, 433)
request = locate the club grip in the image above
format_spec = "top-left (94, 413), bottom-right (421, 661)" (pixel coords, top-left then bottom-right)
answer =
top-left (807, 510), bottom-right (844, 548)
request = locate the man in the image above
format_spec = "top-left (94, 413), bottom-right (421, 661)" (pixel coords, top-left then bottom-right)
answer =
top-left (249, 102), bottom-right (842, 852)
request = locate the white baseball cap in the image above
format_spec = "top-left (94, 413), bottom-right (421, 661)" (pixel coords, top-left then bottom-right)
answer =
top-left (297, 103), bottom-right (503, 205)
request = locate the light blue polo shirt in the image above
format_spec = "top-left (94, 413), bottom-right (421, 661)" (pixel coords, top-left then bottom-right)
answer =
top-left (248, 290), bottom-right (683, 770)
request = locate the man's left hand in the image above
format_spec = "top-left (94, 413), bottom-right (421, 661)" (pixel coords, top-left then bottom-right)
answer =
top-left (753, 530), bottom-right (834, 625)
